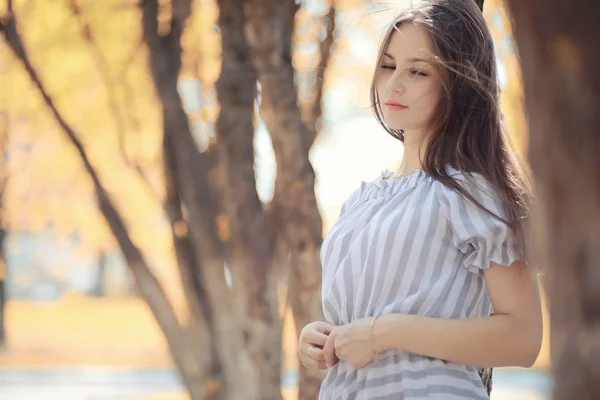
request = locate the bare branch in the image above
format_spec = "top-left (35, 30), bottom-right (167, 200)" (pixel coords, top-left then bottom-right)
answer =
top-left (117, 38), bottom-right (144, 131)
top-left (120, 37), bottom-right (144, 76)
top-left (67, 2), bottom-right (130, 163)
top-left (67, 1), bottom-right (166, 210)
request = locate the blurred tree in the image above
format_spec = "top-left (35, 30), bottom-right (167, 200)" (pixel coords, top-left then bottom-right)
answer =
top-left (243, 0), bottom-right (333, 396)
top-left (1, 2), bottom-right (209, 398)
top-left (142, 0), bottom-right (335, 397)
top-left (1, 0), bottom-right (335, 398)
top-left (505, 0), bottom-right (600, 399)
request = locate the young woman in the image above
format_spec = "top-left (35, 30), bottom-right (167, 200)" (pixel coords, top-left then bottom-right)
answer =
top-left (298, 0), bottom-right (543, 399)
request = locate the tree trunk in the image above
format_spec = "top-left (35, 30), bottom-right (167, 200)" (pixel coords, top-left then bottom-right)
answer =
top-left (214, 0), bottom-right (282, 398)
top-left (505, 1), bottom-right (600, 399)
top-left (140, 1), bottom-right (257, 398)
top-left (244, 1), bottom-right (326, 398)
top-left (163, 134), bottom-right (217, 386)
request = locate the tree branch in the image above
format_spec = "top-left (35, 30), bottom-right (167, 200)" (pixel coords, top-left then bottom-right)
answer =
top-left (67, 1), bottom-right (134, 170)
top-left (116, 37), bottom-right (144, 131)
top-left (67, 1), bottom-right (176, 250)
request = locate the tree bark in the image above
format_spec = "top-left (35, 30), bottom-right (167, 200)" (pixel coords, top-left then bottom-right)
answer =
top-left (505, 1), bottom-right (600, 399)
top-left (163, 134), bottom-right (217, 385)
top-left (244, 1), bottom-right (326, 398)
top-left (140, 1), bottom-right (256, 398)
top-left (214, 0), bottom-right (282, 398)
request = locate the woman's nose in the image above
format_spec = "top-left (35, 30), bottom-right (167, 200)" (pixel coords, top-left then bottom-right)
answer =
top-left (385, 73), bottom-right (405, 95)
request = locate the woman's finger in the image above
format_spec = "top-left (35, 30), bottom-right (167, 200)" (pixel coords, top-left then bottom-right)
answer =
top-left (304, 329), bottom-right (330, 347)
top-left (300, 352), bottom-right (328, 370)
top-left (314, 321), bottom-right (335, 335)
top-left (323, 332), bottom-right (338, 367)
top-left (306, 345), bottom-right (326, 362)
top-left (307, 359), bottom-right (327, 370)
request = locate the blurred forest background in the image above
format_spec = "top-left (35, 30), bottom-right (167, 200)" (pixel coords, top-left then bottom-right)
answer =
top-left (0, 0), bottom-right (552, 399)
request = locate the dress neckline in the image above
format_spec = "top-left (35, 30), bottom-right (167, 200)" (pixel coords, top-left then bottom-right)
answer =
top-left (382, 168), bottom-right (425, 181)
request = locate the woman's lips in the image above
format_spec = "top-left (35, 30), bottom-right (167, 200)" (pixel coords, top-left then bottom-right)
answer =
top-left (385, 102), bottom-right (408, 111)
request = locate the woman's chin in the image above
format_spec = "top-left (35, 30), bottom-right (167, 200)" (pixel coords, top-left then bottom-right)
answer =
top-left (384, 123), bottom-right (404, 131)
top-left (382, 118), bottom-right (406, 131)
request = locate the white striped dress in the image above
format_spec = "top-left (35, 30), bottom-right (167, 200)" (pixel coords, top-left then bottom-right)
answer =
top-left (319, 166), bottom-right (521, 399)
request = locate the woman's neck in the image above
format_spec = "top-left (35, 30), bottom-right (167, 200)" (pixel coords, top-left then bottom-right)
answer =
top-left (395, 132), bottom-right (428, 177)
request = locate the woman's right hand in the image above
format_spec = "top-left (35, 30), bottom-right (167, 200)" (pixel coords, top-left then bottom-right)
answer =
top-left (298, 321), bottom-right (335, 370)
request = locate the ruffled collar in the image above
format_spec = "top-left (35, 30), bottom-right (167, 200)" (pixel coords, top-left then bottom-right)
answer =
top-left (358, 168), bottom-right (434, 201)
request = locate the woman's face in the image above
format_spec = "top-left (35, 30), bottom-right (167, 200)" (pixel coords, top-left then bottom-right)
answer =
top-left (374, 23), bottom-right (443, 136)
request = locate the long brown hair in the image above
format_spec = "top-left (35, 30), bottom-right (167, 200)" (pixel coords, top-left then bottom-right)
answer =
top-left (370, 0), bottom-right (533, 258)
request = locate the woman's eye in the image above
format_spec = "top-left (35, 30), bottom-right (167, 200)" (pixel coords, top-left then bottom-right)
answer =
top-left (381, 65), bottom-right (396, 70)
top-left (410, 69), bottom-right (427, 77)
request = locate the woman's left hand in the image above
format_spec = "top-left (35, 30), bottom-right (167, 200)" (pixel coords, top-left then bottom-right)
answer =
top-left (323, 317), bottom-right (379, 369)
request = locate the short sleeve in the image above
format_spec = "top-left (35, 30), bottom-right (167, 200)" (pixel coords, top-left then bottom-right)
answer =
top-left (439, 173), bottom-right (523, 273)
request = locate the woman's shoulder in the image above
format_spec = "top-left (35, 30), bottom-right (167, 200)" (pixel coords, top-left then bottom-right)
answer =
top-left (434, 166), bottom-right (507, 221)
top-left (436, 166), bottom-right (499, 200)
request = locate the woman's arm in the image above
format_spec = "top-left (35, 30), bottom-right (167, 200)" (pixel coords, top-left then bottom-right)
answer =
top-left (373, 260), bottom-right (543, 368)
top-left (326, 260), bottom-right (543, 369)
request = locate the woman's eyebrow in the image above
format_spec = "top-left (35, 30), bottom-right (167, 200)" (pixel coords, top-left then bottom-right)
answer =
top-left (383, 53), bottom-right (432, 65)
top-left (407, 57), bottom-right (432, 64)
